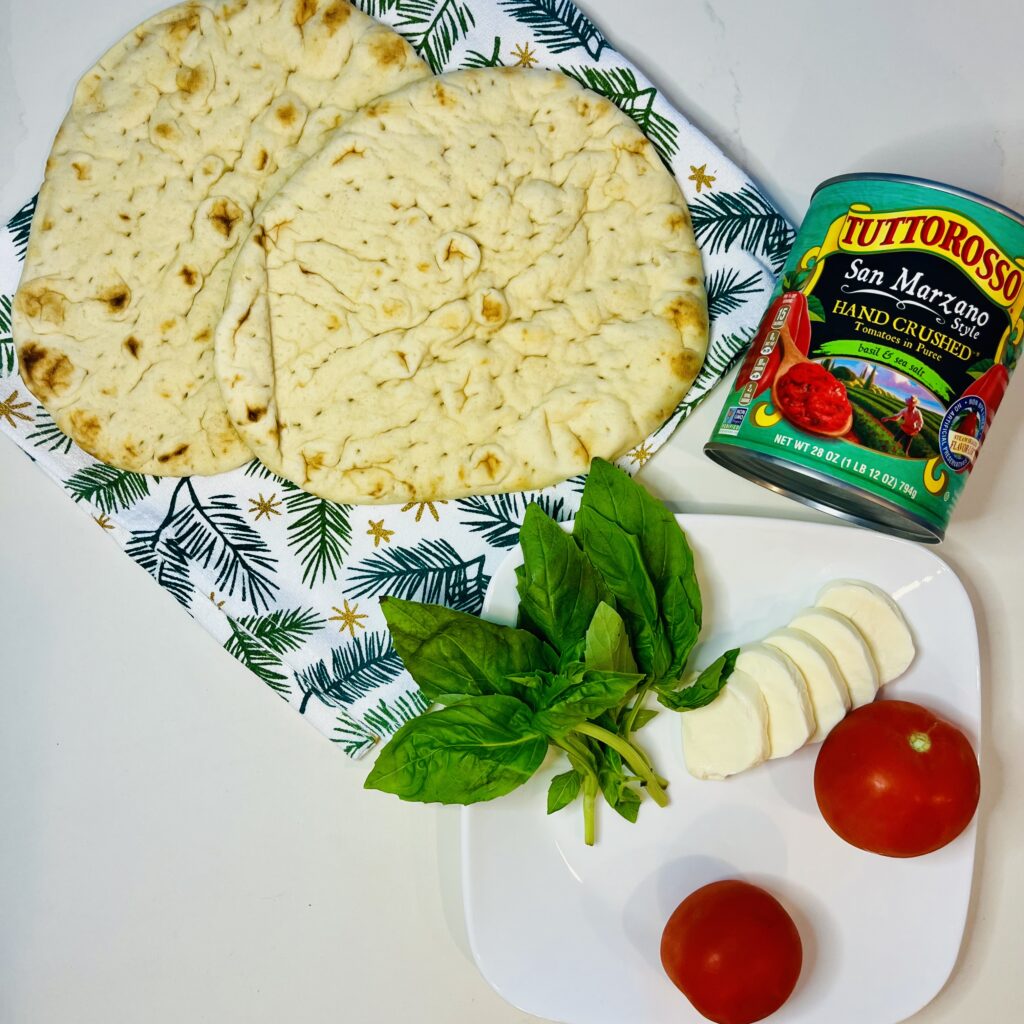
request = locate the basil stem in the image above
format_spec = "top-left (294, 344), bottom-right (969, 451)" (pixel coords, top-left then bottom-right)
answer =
top-left (582, 775), bottom-right (598, 847)
top-left (573, 721), bottom-right (669, 807)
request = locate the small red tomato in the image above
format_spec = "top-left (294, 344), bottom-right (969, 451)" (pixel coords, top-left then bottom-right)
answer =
top-left (660, 879), bottom-right (802, 1024)
top-left (814, 699), bottom-right (980, 857)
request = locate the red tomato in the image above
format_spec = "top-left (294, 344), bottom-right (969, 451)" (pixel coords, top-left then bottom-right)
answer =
top-left (814, 700), bottom-right (980, 858)
top-left (775, 361), bottom-right (853, 435)
top-left (660, 880), bottom-right (802, 1024)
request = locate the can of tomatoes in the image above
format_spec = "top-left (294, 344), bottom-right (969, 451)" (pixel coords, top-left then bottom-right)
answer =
top-left (705, 173), bottom-right (1024, 542)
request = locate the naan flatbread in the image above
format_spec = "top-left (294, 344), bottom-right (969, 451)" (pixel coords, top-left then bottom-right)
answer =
top-left (13, 0), bottom-right (427, 474)
top-left (216, 68), bottom-right (708, 502)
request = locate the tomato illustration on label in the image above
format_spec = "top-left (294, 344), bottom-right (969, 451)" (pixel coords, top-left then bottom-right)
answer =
top-left (734, 291), bottom-right (813, 401)
top-left (775, 361), bottom-right (854, 436)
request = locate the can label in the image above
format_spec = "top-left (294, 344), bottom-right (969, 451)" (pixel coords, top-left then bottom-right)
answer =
top-left (709, 177), bottom-right (1024, 536)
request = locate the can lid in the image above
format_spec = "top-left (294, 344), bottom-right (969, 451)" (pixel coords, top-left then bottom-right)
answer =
top-left (704, 442), bottom-right (945, 543)
top-left (812, 172), bottom-right (1024, 229)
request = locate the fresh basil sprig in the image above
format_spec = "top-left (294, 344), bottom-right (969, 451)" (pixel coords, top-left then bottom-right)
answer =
top-left (365, 458), bottom-right (738, 845)
top-left (365, 695), bottom-right (549, 804)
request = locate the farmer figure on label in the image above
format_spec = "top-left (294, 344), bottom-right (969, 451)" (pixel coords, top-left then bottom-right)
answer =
top-left (882, 395), bottom-right (924, 455)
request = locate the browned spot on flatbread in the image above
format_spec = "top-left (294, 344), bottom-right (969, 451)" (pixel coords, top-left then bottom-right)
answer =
top-left (160, 320), bottom-right (177, 333)
top-left (118, 213), bottom-right (131, 222)
top-left (480, 296), bottom-right (504, 323)
top-left (99, 284), bottom-right (131, 313)
top-left (255, 148), bottom-right (269, 170)
top-left (332, 145), bottom-right (363, 165)
top-left (445, 239), bottom-right (468, 261)
top-left (179, 266), bottom-right (198, 287)
top-left (208, 198), bottom-right (243, 238)
top-left (671, 349), bottom-right (701, 381)
top-left (69, 410), bottom-right (102, 447)
top-left (302, 451), bottom-right (326, 479)
top-left (154, 123), bottom-right (176, 139)
top-left (618, 136), bottom-right (648, 156)
top-left (165, 7), bottom-right (200, 42)
top-left (157, 443), bottom-right (190, 464)
top-left (20, 342), bottom-right (76, 398)
top-left (176, 65), bottom-right (207, 94)
top-left (246, 405), bottom-right (266, 422)
top-left (433, 83), bottom-right (455, 107)
top-left (16, 284), bottom-right (67, 325)
top-left (195, 327), bottom-right (212, 342)
top-left (71, 161), bottom-right (90, 181)
top-left (294, 0), bottom-right (317, 26)
top-left (41, 218), bottom-right (54, 231)
top-left (369, 32), bottom-right (409, 68)
top-left (322, 1), bottom-right (351, 34)
top-left (123, 336), bottom-right (142, 358)
top-left (365, 101), bottom-right (390, 118)
top-left (276, 103), bottom-right (298, 126)
top-left (665, 296), bottom-right (703, 333)
top-left (218, 0), bottom-right (247, 20)
top-left (477, 452), bottom-right (503, 480)
top-left (667, 212), bottom-right (687, 232)
top-left (236, 302), bottom-right (254, 330)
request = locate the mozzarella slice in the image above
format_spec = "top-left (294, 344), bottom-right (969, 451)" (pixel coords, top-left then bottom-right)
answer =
top-left (763, 627), bottom-right (850, 742)
top-left (680, 668), bottom-right (769, 780)
top-left (735, 643), bottom-right (815, 758)
top-left (816, 579), bottom-right (915, 683)
top-left (789, 607), bottom-right (879, 707)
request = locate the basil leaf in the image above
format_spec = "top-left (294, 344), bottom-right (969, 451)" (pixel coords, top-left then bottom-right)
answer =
top-left (967, 357), bottom-right (994, 379)
top-left (381, 598), bottom-right (555, 703)
top-left (573, 507), bottom-right (668, 677)
top-left (630, 707), bottom-right (659, 732)
top-left (547, 769), bottom-right (582, 814)
top-left (781, 269), bottom-right (811, 291)
top-left (516, 503), bottom-right (613, 660)
top-left (577, 459), bottom-right (702, 679)
top-left (364, 695), bottom-right (548, 804)
top-left (662, 576), bottom-right (700, 679)
top-left (806, 294), bottom-right (826, 322)
top-left (584, 602), bottom-right (638, 674)
top-left (657, 649), bottom-right (739, 712)
top-left (534, 667), bottom-right (644, 737)
top-left (597, 746), bottom-right (641, 823)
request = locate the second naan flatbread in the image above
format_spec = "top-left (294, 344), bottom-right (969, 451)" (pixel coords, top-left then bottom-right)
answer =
top-left (216, 68), bottom-right (708, 502)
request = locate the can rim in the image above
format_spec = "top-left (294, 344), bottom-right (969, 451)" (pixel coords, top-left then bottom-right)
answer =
top-left (704, 442), bottom-right (945, 543)
top-left (812, 172), bottom-right (1024, 229)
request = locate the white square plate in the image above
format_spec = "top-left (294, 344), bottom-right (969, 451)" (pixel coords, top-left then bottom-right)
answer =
top-left (462, 515), bottom-right (979, 1024)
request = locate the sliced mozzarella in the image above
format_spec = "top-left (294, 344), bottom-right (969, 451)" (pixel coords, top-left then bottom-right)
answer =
top-left (680, 668), bottom-right (769, 780)
top-left (789, 607), bottom-right (879, 708)
top-left (816, 579), bottom-right (915, 683)
top-left (735, 643), bottom-right (815, 759)
top-left (763, 627), bottom-right (850, 742)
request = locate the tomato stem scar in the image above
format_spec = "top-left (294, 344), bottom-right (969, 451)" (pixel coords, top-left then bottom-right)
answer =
top-left (908, 731), bottom-right (932, 753)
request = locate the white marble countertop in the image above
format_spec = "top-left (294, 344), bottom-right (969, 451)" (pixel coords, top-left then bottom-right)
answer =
top-left (2, 1), bottom-right (1022, 1021)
